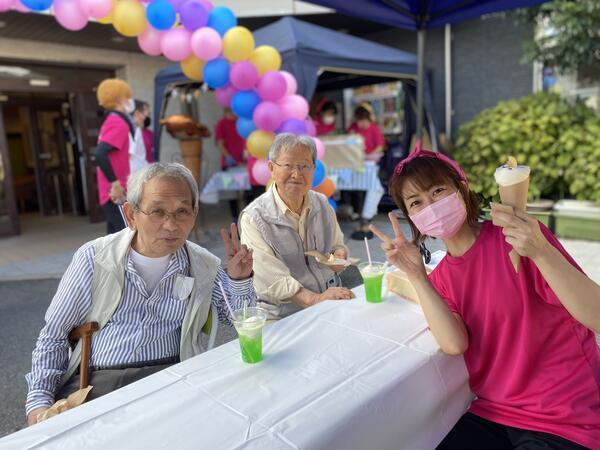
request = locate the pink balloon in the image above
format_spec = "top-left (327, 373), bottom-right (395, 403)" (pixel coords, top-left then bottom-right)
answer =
top-left (79, 0), bottom-right (111, 18)
top-left (256, 71), bottom-right (286, 102)
top-left (253, 101), bottom-right (283, 133)
top-left (138, 27), bottom-right (164, 56)
top-left (251, 159), bottom-right (271, 186)
top-left (215, 84), bottom-right (236, 107)
top-left (0, 0), bottom-right (14, 12)
top-left (305, 119), bottom-right (316, 137)
top-left (191, 27), bottom-right (221, 61)
top-left (229, 61), bottom-right (258, 91)
top-left (278, 94), bottom-right (309, 121)
top-left (13, 0), bottom-right (30, 11)
top-left (54, 0), bottom-right (88, 31)
top-left (312, 137), bottom-right (325, 160)
top-left (280, 71), bottom-right (297, 96)
top-left (161, 28), bottom-right (192, 62)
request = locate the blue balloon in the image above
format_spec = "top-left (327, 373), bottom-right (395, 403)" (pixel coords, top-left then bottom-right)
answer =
top-left (236, 118), bottom-right (256, 139)
top-left (328, 198), bottom-right (337, 211)
top-left (207, 5), bottom-right (237, 36)
top-left (203, 58), bottom-right (230, 89)
top-left (21, 0), bottom-right (53, 11)
top-left (146, 0), bottom-right (177, 31)
top-left (231, 91), bottom-right (261, 120)
top-left (312, 160), bottom-right (326, 188)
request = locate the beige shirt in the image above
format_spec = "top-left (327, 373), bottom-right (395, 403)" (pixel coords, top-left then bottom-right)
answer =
top-left (240, 185), bottom-right (347, 304)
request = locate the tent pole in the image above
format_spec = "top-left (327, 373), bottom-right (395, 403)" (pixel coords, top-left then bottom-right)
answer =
top-left (416, 28), bottom-right (426, 139)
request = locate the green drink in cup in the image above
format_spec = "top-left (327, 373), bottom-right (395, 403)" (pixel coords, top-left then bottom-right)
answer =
top-left (232, 307), bottom-right (267, 363)
top-left (359, 262), bottom-right (386, 303)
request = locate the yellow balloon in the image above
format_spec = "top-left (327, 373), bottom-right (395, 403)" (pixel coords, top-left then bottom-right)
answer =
top-left (249, 45), bottom-right (281, 75)
top-left (97, 0), bottom-right (116, 24)
top-left (247, 130), bottom-right (275, 159)
top-left (181, 56), bottom-right (205, 81)
top-left (222, 26), bottom-right (255, 63)
top-left (112, 0), bottom-right (147, 37)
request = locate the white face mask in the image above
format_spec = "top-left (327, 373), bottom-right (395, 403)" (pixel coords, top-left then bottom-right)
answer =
top-left (124, 98), bottom-right (135, 114)
top-left (322, 115), bottom-right (335, 125)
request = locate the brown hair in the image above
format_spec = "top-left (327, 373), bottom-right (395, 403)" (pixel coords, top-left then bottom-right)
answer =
top-left (96, 78), bottom-right (132, 110)
top-left (354, 106), bottom-right (371, 122)
top-left (389, 156), bottom-right (480, 245)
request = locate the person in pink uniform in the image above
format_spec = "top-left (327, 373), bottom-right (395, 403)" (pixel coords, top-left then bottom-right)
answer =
top-left (345, 104), bottom-right (387, 240)
top-left (370, 143), bottom-right (600, 450)
top-left (94, 78), bottom-right (136, 235)
top-left (346, 104), bottom-right (385, 157)
top-left (215, 108), bottom-right (247, 222)
top-left (312, 99), bottom-right (338, 136)
top-left (216, 108), bottom-right (245, 170)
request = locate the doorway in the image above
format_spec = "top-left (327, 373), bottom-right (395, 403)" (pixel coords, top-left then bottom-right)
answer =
top-left (3, 96), bottom-right (84, 218)
top-left (0, 60), bottom-right (115, 237)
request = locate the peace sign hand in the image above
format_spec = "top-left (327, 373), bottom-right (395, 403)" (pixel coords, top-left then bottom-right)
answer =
top-left (221, 223), bottom-right (253, 280)
top-left (369, 212), bottom-right (427, 281)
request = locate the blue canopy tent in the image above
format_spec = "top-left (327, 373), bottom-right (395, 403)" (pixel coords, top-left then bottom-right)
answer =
top-left (153, 16), bottom-right (426, 159)
top-left (303, 0), bottom-right (550, 136)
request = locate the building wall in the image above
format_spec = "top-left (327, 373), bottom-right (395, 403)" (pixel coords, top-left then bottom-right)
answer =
top-left (366, 15), bottom-right (535, 138)
top-left (0, 37), bottom-right (170, 107)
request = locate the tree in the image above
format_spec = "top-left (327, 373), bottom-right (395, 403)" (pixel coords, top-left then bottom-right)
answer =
top-left (520, 0), bottom-right (600, 72)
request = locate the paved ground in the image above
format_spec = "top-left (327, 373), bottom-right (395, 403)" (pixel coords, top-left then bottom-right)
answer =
top-left (1, 206), bottom-right (599, 439)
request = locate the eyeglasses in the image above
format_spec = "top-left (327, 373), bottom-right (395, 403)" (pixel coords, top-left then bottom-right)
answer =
top-left (272, 161), bottom-right (313, 174)
top-left (136, 207), bottom-right (195, 223)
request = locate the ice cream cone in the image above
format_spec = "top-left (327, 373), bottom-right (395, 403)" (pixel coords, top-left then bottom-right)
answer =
top-left (494, 159), bottom-right (531, 272)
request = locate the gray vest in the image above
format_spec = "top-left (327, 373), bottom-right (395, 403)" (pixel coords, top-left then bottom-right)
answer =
top-left (242, 188), bottom-right (340, 315)
top-left (60, 228), bottom-right (220, 388)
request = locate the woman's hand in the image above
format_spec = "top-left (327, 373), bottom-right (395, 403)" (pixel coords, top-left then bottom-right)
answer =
top-left (491, 209), bottom-right (550, 260)
top-left (369, 212), bottom-right (427, 281)
top-left (221, 223), bottom-right (253, 280)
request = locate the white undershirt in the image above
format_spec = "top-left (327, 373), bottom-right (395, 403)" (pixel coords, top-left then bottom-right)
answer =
top-left (129, 248), bottom-right (172, 295)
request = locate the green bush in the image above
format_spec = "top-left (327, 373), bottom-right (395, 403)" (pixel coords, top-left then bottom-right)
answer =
top-left (453, 92), bottom-right (600, 204)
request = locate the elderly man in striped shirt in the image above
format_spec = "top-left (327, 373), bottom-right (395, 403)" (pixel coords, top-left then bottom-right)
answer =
top-left (25, 162), bottom-right (256, 425)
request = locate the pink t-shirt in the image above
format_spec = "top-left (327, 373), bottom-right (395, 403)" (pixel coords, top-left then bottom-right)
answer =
top-left (215, 116), bottom-right (245, 169)
top-left (142, 128), bottom-right (154, 163)
top-left (96, 114), bottom-right (131, 205)
top-left (428, 220), bottom-right (600, 449)
top-left (346, 122), bottom-right (385, 153)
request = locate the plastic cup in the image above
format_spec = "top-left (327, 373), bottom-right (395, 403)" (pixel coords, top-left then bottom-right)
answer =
top-left (358, 262), bottom-right (386, 303)
top-left (232, 307), bottom-right (267, 363)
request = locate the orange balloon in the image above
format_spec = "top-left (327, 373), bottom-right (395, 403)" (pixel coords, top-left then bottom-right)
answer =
top-left (313, 177), bottom-right (335, 197)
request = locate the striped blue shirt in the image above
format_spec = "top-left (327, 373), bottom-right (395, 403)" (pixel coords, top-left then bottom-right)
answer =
top-left (25, 241), bottom-right (256, 415)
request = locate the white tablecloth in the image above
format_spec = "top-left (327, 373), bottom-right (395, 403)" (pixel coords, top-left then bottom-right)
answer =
top-left (200, 166), bottom-right (251, 204)
top-left (200, 164), bottom-right (384, 216)
top-left (1, 290), bottom-right (472, 450)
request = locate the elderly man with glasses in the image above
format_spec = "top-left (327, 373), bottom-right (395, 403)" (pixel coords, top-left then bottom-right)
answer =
top-left (239, 134), bottom-right (354, 320)
top-left (25, 163), bottom-right (255, 425)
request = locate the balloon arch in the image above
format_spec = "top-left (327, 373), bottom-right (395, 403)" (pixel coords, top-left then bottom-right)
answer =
top-left (0, 0), bottom-right (336, 206)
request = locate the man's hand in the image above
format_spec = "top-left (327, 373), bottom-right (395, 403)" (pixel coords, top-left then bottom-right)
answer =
top-left (221, 223), bottom-right (253, 280)
top-left (317, 287), bottom-right (355, 302)
top-left (109, 180), bottom-right (125, 204)
top-left (329, 247), bottom-right (349, 273)
top-left (27, 406), bottom-right (50, 426)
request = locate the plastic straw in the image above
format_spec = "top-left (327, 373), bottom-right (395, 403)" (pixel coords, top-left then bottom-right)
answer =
top-left (117, 204), bottom-right (127, 227)
top-left (218, 281), bottom-right (236, 319)
top-left (364, 237), bottom-right (372, 266)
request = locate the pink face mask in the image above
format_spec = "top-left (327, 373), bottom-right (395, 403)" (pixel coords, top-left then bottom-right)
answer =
top-left (408, 192), bottom-right (467, 239)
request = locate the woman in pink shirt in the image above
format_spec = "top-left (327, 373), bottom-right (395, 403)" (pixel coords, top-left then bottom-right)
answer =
top-left (370, 144), bottom-right (600, 449)
top-left (346, 104), bottom-right (385, 156)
